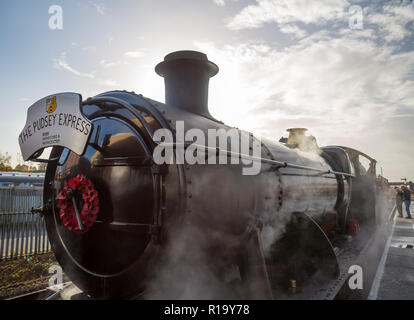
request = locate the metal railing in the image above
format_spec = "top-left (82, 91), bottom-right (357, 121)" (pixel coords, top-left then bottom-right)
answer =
top-left (0, 212), bottom-right (50, 260)
top-left (0, 186), bottom-right (43, 214)
top-left (0, 186), bottom-right (50, 260)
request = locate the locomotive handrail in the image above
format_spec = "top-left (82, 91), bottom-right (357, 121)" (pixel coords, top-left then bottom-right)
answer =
top-left (97, 91), bottom-right (172, 129)
top-left (159, 142), bottom-right (355, 177)
top-left (83, 96), bottom-right (156, 141)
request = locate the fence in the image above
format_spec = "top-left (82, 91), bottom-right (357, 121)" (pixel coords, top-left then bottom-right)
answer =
top-left (0, 186), bottom-right (43, 214)
top-left (0, 186), bottom-right (50, 260)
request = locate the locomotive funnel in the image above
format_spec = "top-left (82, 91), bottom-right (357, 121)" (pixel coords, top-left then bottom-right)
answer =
top-left (287, 128), bottom-right (308, 145)
top-left (155, 50), bottom-right (218, 119)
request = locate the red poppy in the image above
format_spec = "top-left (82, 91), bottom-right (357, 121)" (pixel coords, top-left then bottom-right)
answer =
top-left (58, 174), bottom-right (99, 235)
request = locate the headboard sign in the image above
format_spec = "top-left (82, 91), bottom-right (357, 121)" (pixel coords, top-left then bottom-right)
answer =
top-left (18, 93), bottom-right (92, 161)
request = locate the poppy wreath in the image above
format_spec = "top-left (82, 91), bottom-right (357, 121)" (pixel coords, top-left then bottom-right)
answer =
top-left (58, 174), bottom-right (99, 235)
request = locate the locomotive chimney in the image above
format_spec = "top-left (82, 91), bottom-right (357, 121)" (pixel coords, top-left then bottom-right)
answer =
top-left (155, 50), bottom-right (219, 119)
top-left (286, 128), bottom-right (320, 152)
top-left (287, 128), bottom-right (308, 146)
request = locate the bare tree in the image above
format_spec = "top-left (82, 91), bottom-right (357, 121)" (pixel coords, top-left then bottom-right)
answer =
top-left (0, 152), bottom-right (12, 171)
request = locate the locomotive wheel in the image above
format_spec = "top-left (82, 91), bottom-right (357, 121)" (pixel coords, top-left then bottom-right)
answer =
top-left (239, 212), bottom-right (339, 299)
top-left (264, 212), bottom-right (339, 298)
top-left (238, 228), bottom-right (274, 299)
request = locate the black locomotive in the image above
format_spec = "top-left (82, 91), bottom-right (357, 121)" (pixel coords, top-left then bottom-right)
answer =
top-left (24, 51), bottom-right (390, 299)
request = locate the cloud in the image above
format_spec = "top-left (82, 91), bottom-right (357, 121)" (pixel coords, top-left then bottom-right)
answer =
top-left (226, 0), bottom-right (350, 30)
top-left (99, 59), bottom-right (119, 68)
top-left (195, 1), bottom-right (414, 180)
top-left (81, 46), bottom-right (97, 52)
top-left (212, 0), bottom-right (239, 6)
top-left (16, 98), bottom-right (29, 102)
top-left (53, 52), bottom-right (119, 86)
top-left (98, 78), bottom-right (119, 86)
top-left (123, 51), bottom-right (145, 59)
top-left (367, 4), bottom-right (414, 42)
top-left (279, 24), bottom-right (307, 38)
top-left (213, 0), bottom-right (225, 6)
top-left (218, 1), bottom-right (414, 133)
top-left (100, 49), bottom-right (146, 69)
top-left (194, 33), bottom-right (414, 148)
top-left (53, 52), bottom-right (94, 78)
top-left (91, 2), bottom-right (106, 15)
top-left (226, 1), bottom-right (414, 45)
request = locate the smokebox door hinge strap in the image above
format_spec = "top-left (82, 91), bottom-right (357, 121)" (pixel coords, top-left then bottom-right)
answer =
top-left (151, 164), bottom-right (168, 244)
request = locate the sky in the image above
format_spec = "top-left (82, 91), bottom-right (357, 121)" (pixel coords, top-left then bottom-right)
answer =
top-left (0, 0), bottom-right (413, 181)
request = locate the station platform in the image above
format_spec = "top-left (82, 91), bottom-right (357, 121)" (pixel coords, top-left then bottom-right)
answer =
top-left (369, 204), bottom-right (414, 300)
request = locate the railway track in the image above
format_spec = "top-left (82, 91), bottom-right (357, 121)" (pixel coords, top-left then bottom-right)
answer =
top-left (7, 281), bottom-right (74, 300)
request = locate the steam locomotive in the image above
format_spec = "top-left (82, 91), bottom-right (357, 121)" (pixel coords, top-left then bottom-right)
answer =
top-left (20, 51), bottom-right (389, 299)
